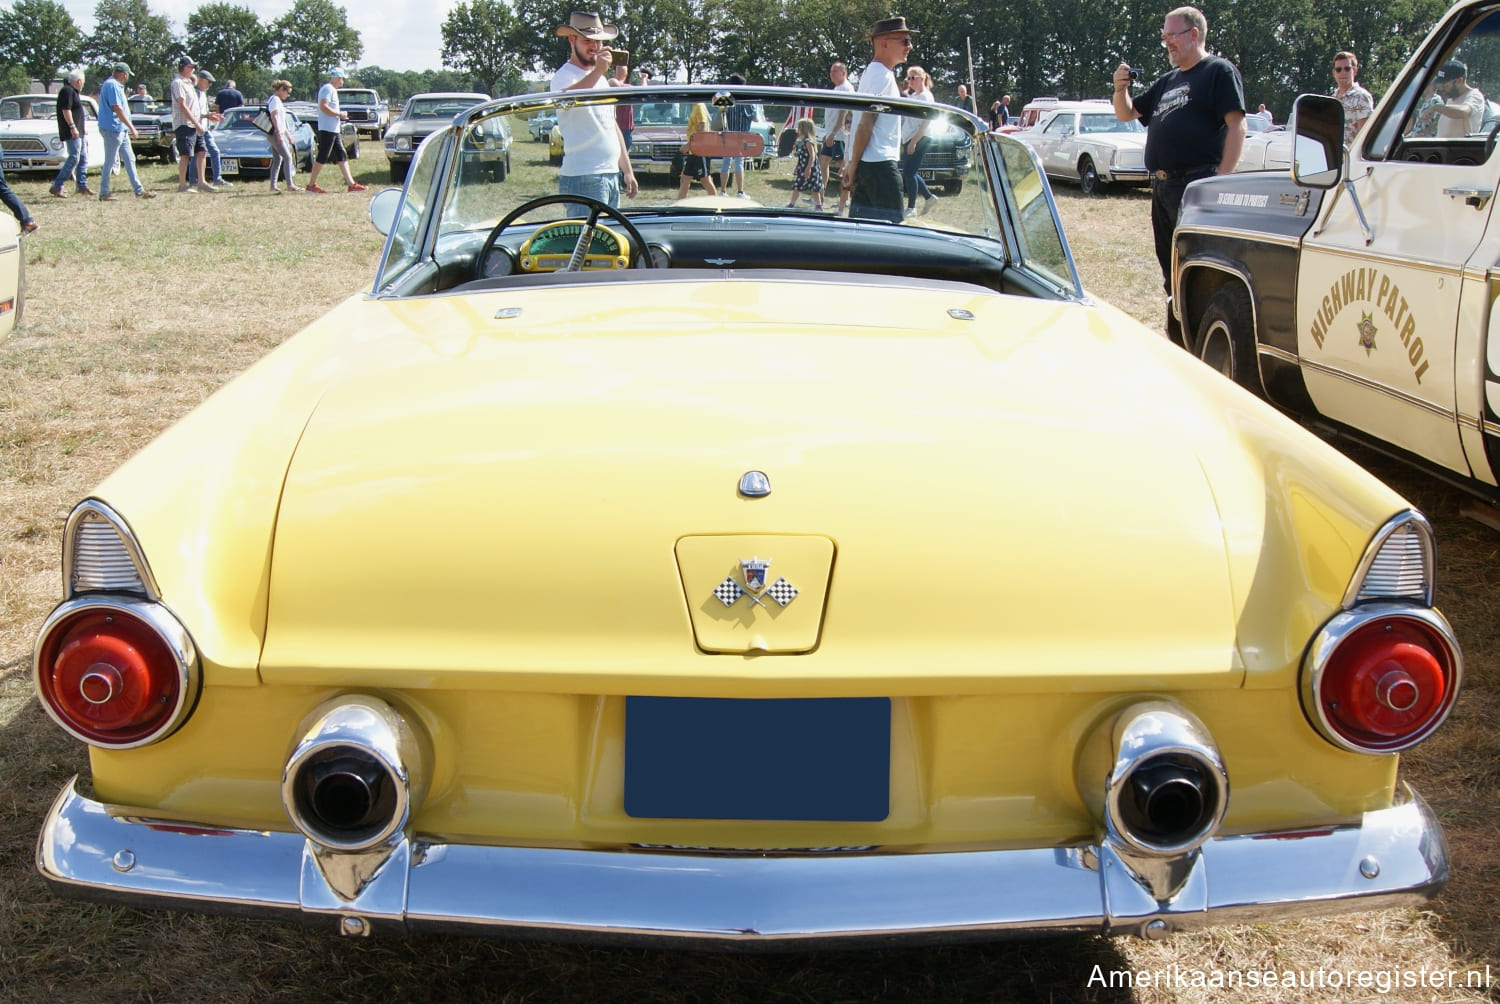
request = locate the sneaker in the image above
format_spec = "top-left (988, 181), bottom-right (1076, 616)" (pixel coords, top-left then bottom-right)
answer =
top-left (903, 208), bottom-right (916, 218)
top-left (306, 183), bottom-right (326, 193)
top-left (49, 187), bottom-right (67, 198)
top-left (135, 190), bottom-right (157, 199)
top-left (196, 183), bottom-right (219, 194)
top-left (177, 184), bottom-right (196, 193)
top-left (214, 179), bottom-right (233, 188)
top-left (99, 192), bottom-right (117, 202)
top-left (920, 193), bottom-right (937, 216)
top-left (347, 182), bottom-right (368, 192)
top-left (737, 191), bottom-right (750, 199)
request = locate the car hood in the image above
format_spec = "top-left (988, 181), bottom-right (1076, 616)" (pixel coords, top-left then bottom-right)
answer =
top-left (214, 131), bottom-right (274, 153)
top-left (256, 278), bottom-right (1289, 693)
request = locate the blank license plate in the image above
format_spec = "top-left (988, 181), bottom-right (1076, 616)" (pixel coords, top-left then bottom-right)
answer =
top-left (624, 697), bottom-right (890, 821)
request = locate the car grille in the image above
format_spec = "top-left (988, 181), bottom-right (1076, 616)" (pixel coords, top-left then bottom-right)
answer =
top-left (347, 109), bottom-right (376, 123)
top-left (0, 137), bottom-right (46, 153)
top-left (922, 149), bottom-right (966, 169)
top-left (1115, 148), bottom-right (1145, 169)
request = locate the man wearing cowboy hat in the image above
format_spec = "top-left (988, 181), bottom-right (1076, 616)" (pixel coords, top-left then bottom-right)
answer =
top-left (551, 11), bottom-right (638, 213)
top-left (841, 16), bottom-right (915, 223)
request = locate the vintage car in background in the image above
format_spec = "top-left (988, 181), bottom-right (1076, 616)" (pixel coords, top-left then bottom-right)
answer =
top-left (1013, 99), bottom-right (1147, 194)
top-left (384, 91), bottom-right (492, 182)
top-left (1005, 96), bottom-right (1062, 132)
top-left (35, 85), bottom-right (1459, 946)
top-left (624, 100), bottom-right (780, 176)
top-left (1232, 113), bottom-right (1291, 172)
top-left (338, 87), bottom-right (389, 138)
top-left (1174, 0), bottom-right (1500, 509)
top-left (284, 100), bottom-right (362, 158)
top-left (126, 95), bottom-right (171, 162)
top-left (209, 106), bottom-right (316, 178)
top-left (0, 94), bottom-right (106, 175)
top-left (527, 110), bottom-right (557, 141)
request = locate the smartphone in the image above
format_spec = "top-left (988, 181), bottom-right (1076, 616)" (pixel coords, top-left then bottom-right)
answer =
top-left (612, 49), bottom-right (630, 69)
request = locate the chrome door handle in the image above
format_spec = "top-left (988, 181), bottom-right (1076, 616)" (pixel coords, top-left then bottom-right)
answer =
top-left (1443, 186), bottom-right (1494, 209)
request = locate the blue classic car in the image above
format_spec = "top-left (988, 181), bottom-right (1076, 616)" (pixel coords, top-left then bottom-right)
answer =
top-left (210, 106), bottom-right (315, 178)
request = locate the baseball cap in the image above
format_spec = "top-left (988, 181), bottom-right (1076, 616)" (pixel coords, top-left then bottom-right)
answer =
top-left (179, 55), bottom-right (196, 69)
top-left (1437, 59), bottom-right (1467, 81)
top-left (328, 67), bottom-right (346, 79)
top-left (112, 61), bottom-right (131, 75)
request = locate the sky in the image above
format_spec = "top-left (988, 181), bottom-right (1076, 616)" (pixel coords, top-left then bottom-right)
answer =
top-left (60, 0), bottom-right (459, 73)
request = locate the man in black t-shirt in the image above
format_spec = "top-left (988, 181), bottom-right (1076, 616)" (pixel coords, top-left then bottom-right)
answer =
top-left (1112, 5), bottom-right (1246, 319)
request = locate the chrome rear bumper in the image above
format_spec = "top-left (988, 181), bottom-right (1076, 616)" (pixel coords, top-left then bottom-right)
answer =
top-left (37, 777), bottom-right (1447, 946)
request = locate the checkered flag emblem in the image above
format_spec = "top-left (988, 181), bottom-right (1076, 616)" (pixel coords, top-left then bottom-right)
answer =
top-left (713, 577), bottom-right (745, 606)
top-left (710, 557), bottom-right (799, 608)
top-left (766, 578), bottom-right (798, 606)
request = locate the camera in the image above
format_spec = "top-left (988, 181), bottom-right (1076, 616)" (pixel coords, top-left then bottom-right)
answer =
top-left (612, 49), bottom-right (630, 69)
top-left (1128, 67), bottom-right (1141, 81)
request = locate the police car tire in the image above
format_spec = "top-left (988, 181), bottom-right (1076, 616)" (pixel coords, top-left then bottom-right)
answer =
top-left (1196, 284), bottom-right (1258, 392)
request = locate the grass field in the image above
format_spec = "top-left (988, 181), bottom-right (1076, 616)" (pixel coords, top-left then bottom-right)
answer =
top-left (0, 135), bottom-right (1496, 1003)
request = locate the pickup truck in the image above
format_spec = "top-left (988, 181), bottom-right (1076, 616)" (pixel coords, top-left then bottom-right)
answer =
top-left (1171, 0), bottom-right (1500, 507)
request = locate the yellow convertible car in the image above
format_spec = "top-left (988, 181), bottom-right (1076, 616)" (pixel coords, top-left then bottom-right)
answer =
top-left (35, 86), bottom-right (1460, 945)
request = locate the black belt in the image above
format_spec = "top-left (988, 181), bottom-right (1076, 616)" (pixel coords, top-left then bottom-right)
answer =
top-left (1151, 166), bottom-right (1216, 181)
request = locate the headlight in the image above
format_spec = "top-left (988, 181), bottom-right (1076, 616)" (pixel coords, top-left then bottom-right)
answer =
top-left (50, 137), bottom-right (62, 151)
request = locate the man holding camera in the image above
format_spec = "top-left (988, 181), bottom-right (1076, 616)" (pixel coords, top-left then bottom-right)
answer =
top-left (1113, 5), bottom-right (1245, 307)
top-left (552, 11), bottom-right (638, 213)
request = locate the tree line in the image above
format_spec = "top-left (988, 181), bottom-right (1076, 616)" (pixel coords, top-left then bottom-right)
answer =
top-left (0, 0), bottom-right (1460, 118)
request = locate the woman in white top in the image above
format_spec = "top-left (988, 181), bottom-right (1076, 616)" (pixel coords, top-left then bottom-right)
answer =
top-left (267, 80), bottom-right (300, 193)
top-left (900, 67), bottom-right (937, 217)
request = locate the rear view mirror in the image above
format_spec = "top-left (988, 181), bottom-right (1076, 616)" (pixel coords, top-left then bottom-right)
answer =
top-left (1290, 94), bottom-right (1344, 189)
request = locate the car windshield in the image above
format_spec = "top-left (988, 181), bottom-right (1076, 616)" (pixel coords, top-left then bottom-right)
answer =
top-left (0, 96), bottom-right (56, 120)
top-left (340, 89), bottom-right (379, 104)
top-left (217, 107), bottom-right (268, 131)
top-left (1079, 114), bottom-right (1144, 134)
top-left (376, 86), bottom-right (1079, 299)
top-left (407, 98), bottom-right (484, 118)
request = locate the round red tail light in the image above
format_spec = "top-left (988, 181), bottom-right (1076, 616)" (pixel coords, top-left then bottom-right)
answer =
top-left (1305, 609), bottom-right (1460, 753)
top-left (34, 601), bottom-right (198, 748)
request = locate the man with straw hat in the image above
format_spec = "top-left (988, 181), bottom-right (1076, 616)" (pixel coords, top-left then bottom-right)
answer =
top-left (841, 16), bottom-right (916, 223)
top-left (551, 11), bottom-right (638, 213)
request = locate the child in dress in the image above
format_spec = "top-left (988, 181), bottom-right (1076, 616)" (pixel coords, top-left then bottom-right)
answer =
top-left (676, 103), bottom-right (720, 199)
top-left (786, 117), bottom-right (822, 210)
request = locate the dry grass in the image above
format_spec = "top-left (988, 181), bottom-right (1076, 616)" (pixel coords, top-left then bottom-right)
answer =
top-left (0, 147), bottom-right (1496, 1003)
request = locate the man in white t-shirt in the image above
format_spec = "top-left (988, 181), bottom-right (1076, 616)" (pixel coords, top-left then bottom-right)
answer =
top-left (551, 11), bottom-right (637, 215)
top-left (841, 17), bottom-right (915, 222)
top-left (1414, 59), bottom-right (1486, 138)
top-left (818, 61), bottom-right (855, 215)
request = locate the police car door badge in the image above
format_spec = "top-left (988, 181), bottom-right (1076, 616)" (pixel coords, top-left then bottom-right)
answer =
top-left (713, 556), bottom-right (799, 608)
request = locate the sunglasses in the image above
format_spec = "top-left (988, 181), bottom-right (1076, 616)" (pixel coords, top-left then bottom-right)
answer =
top-left (884, 36), bottom-right (914, 47)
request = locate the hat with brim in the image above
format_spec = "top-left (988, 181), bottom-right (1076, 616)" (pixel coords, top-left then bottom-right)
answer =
top-left (555, 11), bottom-right (620, 39)
top-left (328, 68), bottom-right (346, 79)
top-left (179, 56), bottom-right (196, 69)
top-left (112, 61), bottom-right (131, 76)
top-left (868, 16), bottom-right (918, 39)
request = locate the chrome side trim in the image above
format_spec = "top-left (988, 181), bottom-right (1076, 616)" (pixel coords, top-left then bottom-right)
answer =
top-left (1301, 357), bottom-right (1457, 422)
top-left (1301, 603), bottom-right (1461, 755)
top-left (1343, 511), bottom-right (1435, 609)
top-left (62, 499), bottom-right (160, 601)
top-left (32, 596), bottom-right (201, 750)
top-left (1257, 343), bottom-right (1299, 364)
top-left (37, 778), bottom-right (1448, 945)
top-left (1175, 224), bottom-right (1302, 250)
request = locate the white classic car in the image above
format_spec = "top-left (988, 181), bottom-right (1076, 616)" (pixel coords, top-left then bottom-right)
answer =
top-left (0, 94), bottom-right (106, 175)
top-left (1012, 100), bottom-right (1147, 194)
top-left (1233, 113), bottom-right (1292, 172)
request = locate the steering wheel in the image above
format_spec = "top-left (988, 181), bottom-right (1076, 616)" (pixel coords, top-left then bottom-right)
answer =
top-left (475, 194), bottom-right (656, 281)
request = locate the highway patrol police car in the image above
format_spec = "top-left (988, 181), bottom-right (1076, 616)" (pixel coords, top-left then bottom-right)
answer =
top-left (1170, 0), bottom-right (1500, 506)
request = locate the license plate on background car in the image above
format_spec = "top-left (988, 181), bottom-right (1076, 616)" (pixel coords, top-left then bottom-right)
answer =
top-left (624, 696), bottom-right (891, 821)
top-left (2, 160), bottom-right (20, 171)
top-left (220, 159), bottom-right (238, 175)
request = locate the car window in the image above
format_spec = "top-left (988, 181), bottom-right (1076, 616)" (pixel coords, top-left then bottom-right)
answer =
top-left (991, 133), bottom-right (1079, 294)
top-left (1042, 114), bottom-right (1073, 135)
top-left (378, 129), bottom-right (445, 287)
top-left (407, 98), bottom-right (484, 118)
top-left (1368, 3), bottom-right (1500, 160)
top-left (1080, 114), bottom-right (1144, 134)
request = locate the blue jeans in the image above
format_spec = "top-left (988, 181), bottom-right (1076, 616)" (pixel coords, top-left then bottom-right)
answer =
top-left (558, 172), bottom-right (620, 217)
top-left (900, 136), bottom-right (932, 209)
top-left (99, 129), bottom-right (143, 196)
top-left (188, 130), bottom-right (224, 185)
top-left (52, 137), bottom-right (87, 191)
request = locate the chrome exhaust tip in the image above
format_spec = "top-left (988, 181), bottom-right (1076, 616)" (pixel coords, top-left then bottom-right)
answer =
top-left (1077, 701), bottom-right (1229, 857)
top-left (281, 696), bottom-right (427, 852)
